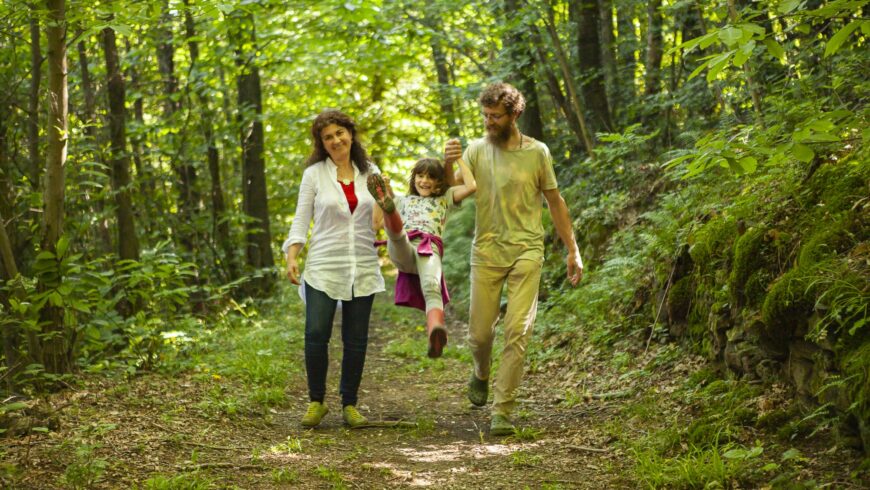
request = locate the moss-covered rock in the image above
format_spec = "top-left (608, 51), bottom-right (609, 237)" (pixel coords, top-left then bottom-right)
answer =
top-left (666, 276), bottom-right (694, 326)
top-left (761, 266), bottom-right (815, 341)
top-left (841, 342), bottom-right (870, 448)
top-left (729, 226), bottom-right (768, 306)
top-left (802, 162), bottom-right (870, 215)
top-left (798, 212), bottom-right (859, 267)
top-left (688, 217), bottom-right (737, 271)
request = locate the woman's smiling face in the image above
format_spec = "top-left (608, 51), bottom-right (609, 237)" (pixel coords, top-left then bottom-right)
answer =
top-left (320, 123), bottom-right (352, 163)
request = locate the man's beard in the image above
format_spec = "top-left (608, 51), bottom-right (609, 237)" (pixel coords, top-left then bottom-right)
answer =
top-left (486, 122), bottom-right (512, 145)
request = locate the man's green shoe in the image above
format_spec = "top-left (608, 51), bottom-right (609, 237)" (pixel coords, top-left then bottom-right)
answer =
top-left (467, 373), bottom-right (488, 407)
top-left (490, 413), bottom-right (515, 436)
top-left (300, 401), bottom-right (328, 427)
top-left (342, 405), bottom-right (369, 428)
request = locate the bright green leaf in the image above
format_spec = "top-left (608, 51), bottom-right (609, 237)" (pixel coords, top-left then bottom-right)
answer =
top-left (763, 38), bottom-right (786, 63)
top-left (35, 250), bottom-right (56, 261)
top-left (1, 402), bottom-right (28, 413)
top-left (825, 21), bottom-right (861, 57)
top-left (739, 156), bottom-right (758, 173)
top-left (707, 51), bottom-right (735, 82)
top-left (719, 27), bottom-right (743, 47)
top-left (778, 0), bottom-right (802, 14)
top-left (48, 291), bottom-right (63, 307)
top-left (56, 235), bottom-right (69, 258)
top-left (732, 40), bottom-right (756, 66)
top-left (792, 143), bottom-right (815, 162)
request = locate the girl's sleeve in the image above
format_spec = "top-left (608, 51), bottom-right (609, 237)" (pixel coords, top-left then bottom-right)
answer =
top-left (282, 168), bottom-right (316, 254)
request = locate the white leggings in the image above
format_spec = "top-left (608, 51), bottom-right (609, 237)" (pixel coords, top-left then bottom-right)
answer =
top-left (386, 229), bottom-right (443, 312)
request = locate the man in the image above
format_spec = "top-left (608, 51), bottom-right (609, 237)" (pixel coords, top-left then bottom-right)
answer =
top-left (444, 82), bottom-right (583, 435)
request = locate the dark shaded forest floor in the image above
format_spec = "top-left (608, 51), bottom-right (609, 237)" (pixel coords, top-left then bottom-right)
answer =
top-left (2, 280), bottom-right (867, 488)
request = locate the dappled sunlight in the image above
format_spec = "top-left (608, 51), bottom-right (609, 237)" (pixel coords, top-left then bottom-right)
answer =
top-left (397, 440), bottom-right (539, 462)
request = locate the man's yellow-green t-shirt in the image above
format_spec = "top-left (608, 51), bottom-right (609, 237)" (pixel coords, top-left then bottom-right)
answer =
top-left (463, 137), bottom-right (559, 267)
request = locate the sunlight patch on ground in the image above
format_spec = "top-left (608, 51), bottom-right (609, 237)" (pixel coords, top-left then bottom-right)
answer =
top-left (397, 440), bottom-right (533, 462)
top-left (367, 462), bottom-right (460, 487)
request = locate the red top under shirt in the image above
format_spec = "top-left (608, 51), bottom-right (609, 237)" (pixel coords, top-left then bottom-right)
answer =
top-left (339, 180), bottom-right (358, 214)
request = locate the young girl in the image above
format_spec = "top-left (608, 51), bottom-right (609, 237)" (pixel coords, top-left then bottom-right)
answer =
top-left (368, 156), bottom-right (476, 358)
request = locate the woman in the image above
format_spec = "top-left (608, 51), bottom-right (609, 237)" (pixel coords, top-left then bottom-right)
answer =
top-left (283, 110), bottom-right (385, 428)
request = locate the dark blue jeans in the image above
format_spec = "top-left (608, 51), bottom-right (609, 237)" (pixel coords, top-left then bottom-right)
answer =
top-left (304, 282), bottom-right (374, 407)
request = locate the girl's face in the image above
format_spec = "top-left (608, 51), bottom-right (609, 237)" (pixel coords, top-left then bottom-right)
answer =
top-left (414, 172), bottom-right (440, 197)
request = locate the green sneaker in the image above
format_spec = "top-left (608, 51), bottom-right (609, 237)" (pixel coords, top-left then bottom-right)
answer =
top-left (300, 401), bottom-right (328, 427)
top-left (490, 413), bottom-right (515, 436)
top-left (467, 373), bottom-right (488, 407)
top-left (366, 173), bottom-right (395, 214)
top-left (342, 405), bottom-right (369, 428)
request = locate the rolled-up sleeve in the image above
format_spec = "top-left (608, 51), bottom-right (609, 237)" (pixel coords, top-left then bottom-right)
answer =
top-left (282, 168), bottom-right (316, 255)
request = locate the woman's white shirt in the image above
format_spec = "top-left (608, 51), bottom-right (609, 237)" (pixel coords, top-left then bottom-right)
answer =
top-left (282, 158), bottom-right (385, 301)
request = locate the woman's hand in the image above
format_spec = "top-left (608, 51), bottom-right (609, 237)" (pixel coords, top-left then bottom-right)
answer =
top-left (286, 257), bottom-right (300, 285)
top-left (285, 244), bottom-right (303, 285)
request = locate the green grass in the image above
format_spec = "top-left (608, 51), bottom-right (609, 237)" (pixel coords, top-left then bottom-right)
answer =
top-left (140, 473), bottom-right (213, 490)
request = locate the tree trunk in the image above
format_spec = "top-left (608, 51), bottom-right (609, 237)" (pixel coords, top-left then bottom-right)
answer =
top-left (504, 0), bottom-right (544, 141)
top-left (572, 0), bottom-right (613, 133)
top-left (157, 0), bottom-right (199, 232)
top-left (616, 1), bottom-right (640, 108)
top-left (76, 34), bottom-right (113, 252)
top-left (102, 25), bottom-right (140, 264)
top-left (229, 10), bottom-right (274, 293)
top-left (39, 0), bottom-right (69, 375)
top-left (28, 5), bottom-right (41, 191)
top-left (124, 39), bottom-right (155, 229)
top-left (184, 0), bottom-right (237, 282)
top-left (727, 0), bottom-right (764, 127)
top-left (540, 10), bottom-right (595, 156)
top-left (531, 28), bottom-right (584, 147)
top-left (598, 0), bottom-right (619, 120)
top-left (0, 207), bottom-right (21, 388)
top-left (644, 0), bottom-right (664, 97)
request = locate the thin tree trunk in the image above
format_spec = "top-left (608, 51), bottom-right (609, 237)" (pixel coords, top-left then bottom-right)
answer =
top-left (540, 9), bottom-right (595, 156)
top-left (184, 0), bottom-right (237, 282)
top-left (531, 28), bottom-right (584, 146)
top-left (102, 25), bottom-right (140, 264)
top-left (39, 0), bottom-right (69, 375)
top-left (644, 0), bottom-right (663, 96)
top-left (28, 5), bottom-right (41, 191)
top-left (157, 0), bottom-right (199, 226)
top-left (616, 2), bottom-right (640, 107)
top-left (598, 0), bottom-right (619, 121)
top-left (504, 0), bottom-right (544, 140)
top-left (123, 39), bottom-right (153, 223)
top-left (76, 34), bottom-right (113, 252)
top-left (0, 207), bottom-right (21, 388)
top-left (572, 0), bottom-right (613, 133)
top-left (423, 13), bottom-right (460, 137)
top-left (229, 10), bottom-right (274, 293)
top-left (726, 0), bottom-right (764, 127)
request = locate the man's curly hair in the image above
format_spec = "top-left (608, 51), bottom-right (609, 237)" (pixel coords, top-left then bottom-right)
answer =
top-left (478, 82), bottom-right (526, 116)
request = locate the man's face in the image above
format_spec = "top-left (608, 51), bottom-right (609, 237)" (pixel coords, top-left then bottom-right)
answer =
top-left (482, 103), bottom-right (515, 144)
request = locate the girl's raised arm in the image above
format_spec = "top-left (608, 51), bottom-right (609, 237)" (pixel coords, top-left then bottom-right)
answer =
top-left (450, 157), bottom-right (477, 204)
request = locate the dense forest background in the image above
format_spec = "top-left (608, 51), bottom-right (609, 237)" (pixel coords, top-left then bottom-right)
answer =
top-left (0, 0), bottom-right (867, 487)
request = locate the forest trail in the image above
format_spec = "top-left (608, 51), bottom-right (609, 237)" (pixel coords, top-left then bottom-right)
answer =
top-left (4, 284), bottom-right (638, 489)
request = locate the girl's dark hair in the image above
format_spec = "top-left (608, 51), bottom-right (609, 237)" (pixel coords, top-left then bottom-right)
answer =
top-left (407, 158), bottom-right (447, 197)
top-left (306, 110), bottom-right (371, 173)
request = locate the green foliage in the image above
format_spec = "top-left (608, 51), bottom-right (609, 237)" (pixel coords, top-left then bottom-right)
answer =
top-left (729, 226), bottom-right (768, 306)
top-left (141, 473), bottom-right (213, 490)
top-left (689, 218), bottom-right (737, 271)
top-left (59, 443), bottom-right (109, 490)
